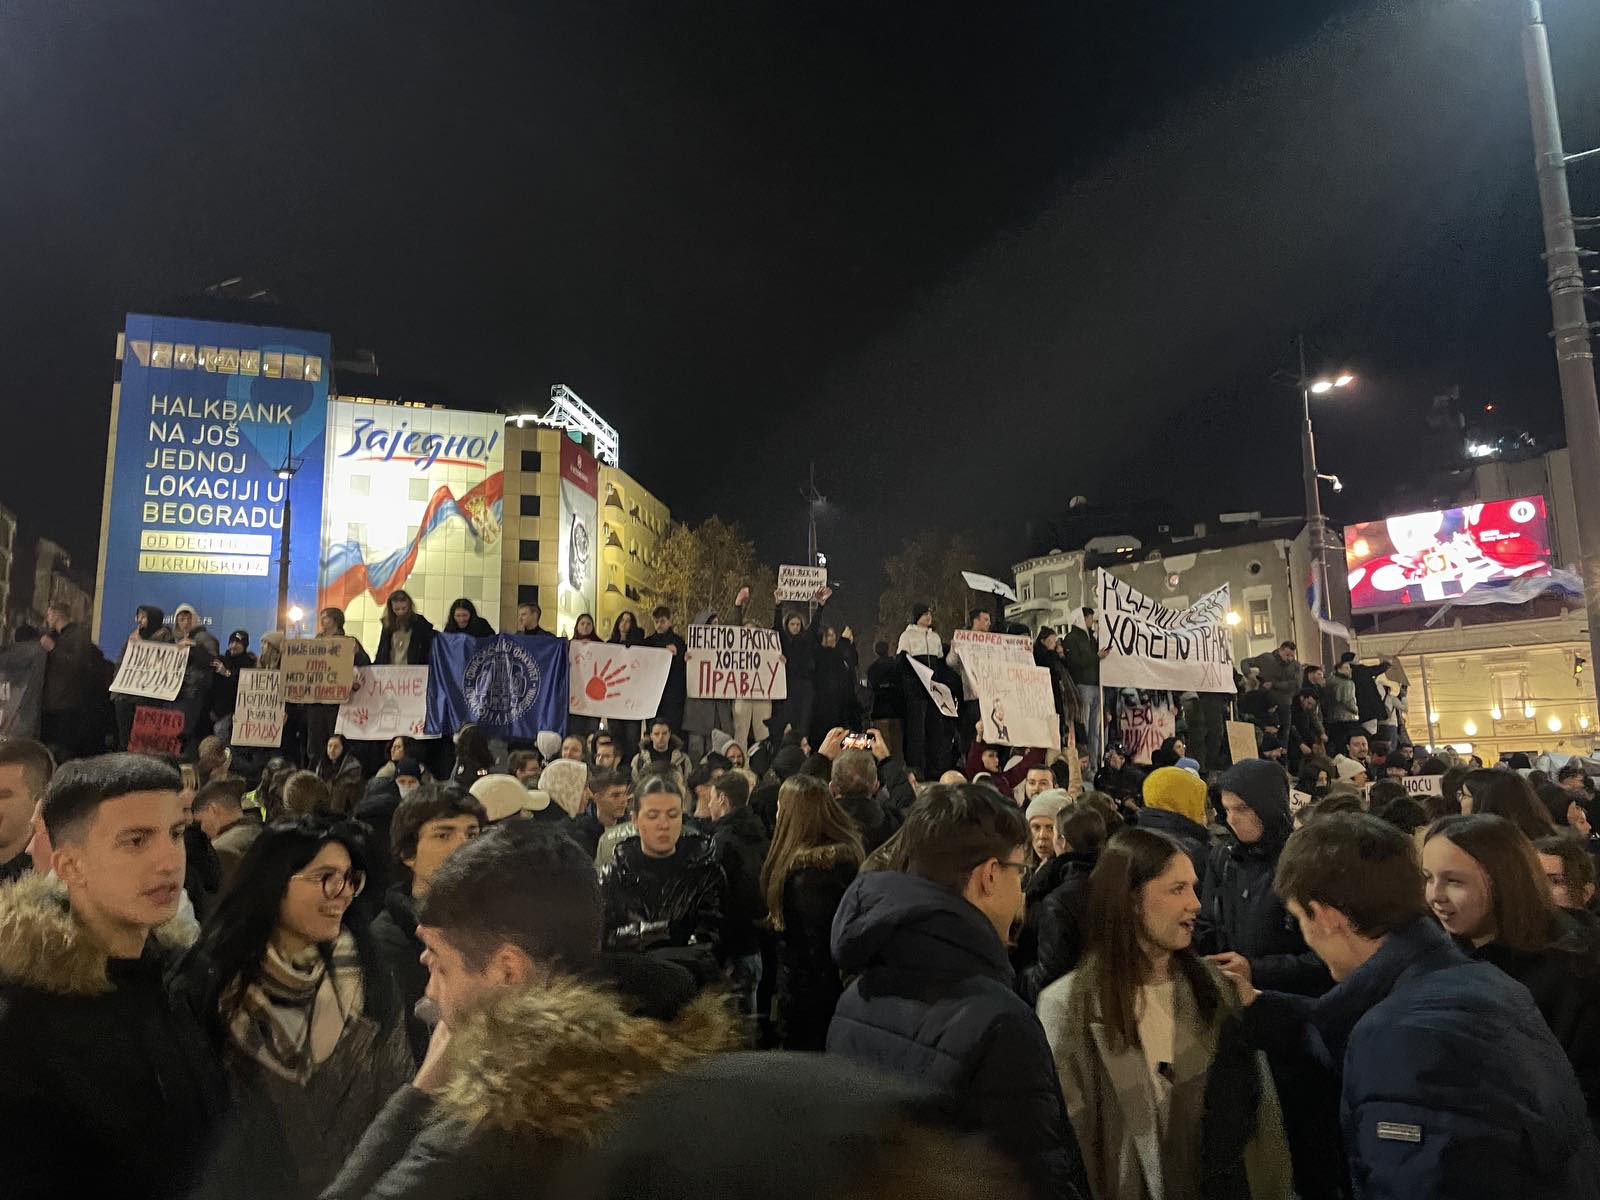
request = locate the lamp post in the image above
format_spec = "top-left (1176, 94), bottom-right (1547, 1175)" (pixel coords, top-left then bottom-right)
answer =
top-left (275, 430), bottom-right (301, 634)
top-left (1296, 334), bottom-right (1355, 670)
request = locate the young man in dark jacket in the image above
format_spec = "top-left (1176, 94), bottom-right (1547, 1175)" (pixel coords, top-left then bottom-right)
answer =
top-left (708, 771), bottom-right (769, 1012)
top-left (828, 782), bottom-right (1087, 1200)
top-left (1228, 813), bottom-right (1600, 1200)
top-left (643, 606), bottom-right (689, 736)
top-left (0, 754), bottom-right (228, 1200)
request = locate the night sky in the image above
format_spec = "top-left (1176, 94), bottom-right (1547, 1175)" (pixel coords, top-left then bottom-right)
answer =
top-left (4, 0), bottom-right (1599, 634)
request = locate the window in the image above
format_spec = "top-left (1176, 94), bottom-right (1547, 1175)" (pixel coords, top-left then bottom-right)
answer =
top-left (519, 539), bottom-right (540, 562)
top-left (349, 475), bottom-right (370, 497)
top-left (1249, 598), bottom-right (1272, 639)
top-left (520, 450), bottom-right (542, 473)
top-left (409, 476), bottom-right (429, 503)
top-left (519, 494), bottom-right (541, 517)
top-left (518, 585), bottom-right (541, 606)
top-left (1020, 581), bottom-right (1032, 602)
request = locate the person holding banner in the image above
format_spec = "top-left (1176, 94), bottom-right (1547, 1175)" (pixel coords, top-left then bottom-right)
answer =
top-left (896, 603), bottom-right (951, 781)
top-left (112, 605), bottom-right (176, 749)
top-left (303, 608), bottom-right (372, 770)
top-left (773, 586), bottom-right (830, 747)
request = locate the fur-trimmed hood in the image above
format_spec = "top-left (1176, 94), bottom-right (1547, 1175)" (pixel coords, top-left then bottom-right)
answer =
top-left (437, 973), bottom-right (742, 1140)
top-left (787, 842), bottom-right (861, 873)
top-left (0, 872), bottom-right (112, 996)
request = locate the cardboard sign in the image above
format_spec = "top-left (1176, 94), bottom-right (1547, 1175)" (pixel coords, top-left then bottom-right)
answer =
top-left (569, 642), bottom-right (672, 721)
top-left (908, 654), bottom-right (959, 719)
top-left (129, 705), bottom-right (185, 755)
top-left (961, 571), bottom-right (1018, 602)
top-left (110, 640), bottom-right (188, 701)
top-left (776, 564), bottom-right (828, 602)
top-left (337, 665), bottom-right (437, 740)
top-left (1097, 570), bottom-right (1235, 694)
top-left (1226, 720), bottom-right (1259, 763)
top-left (685, 625), bottom-right (789, 701)
top-left (1290, 788), bottom-right (1316, 814)
top-left (232, 669), bottom-right (286, 748)
top-left (281, 637), bottom-right (356, 704)
top-left (975, 662), bottom-right (1061, 750)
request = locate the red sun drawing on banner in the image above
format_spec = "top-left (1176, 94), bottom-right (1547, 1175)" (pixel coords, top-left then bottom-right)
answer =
top-left (585, 659), bottom-right (631, 701)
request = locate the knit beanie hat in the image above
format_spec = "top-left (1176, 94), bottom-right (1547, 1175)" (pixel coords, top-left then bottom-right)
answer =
top-left (539, 758), bottom-right (589, 818)
top-left (1025, 788), bottom-right (1073, 824)
top-left (1142, 766), bottom-right (1208, 825)
top-left (1333, 754), bottom-right (1367, 782)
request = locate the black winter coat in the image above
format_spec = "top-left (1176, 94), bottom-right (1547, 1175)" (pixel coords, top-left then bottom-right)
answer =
top-left (774, 845), bottom-right (859, 1050)
top-left (642, 629), bottom-right (688, 726)
top-left (371, 884), bottom-right (429, 1064)
top-left (710, 806), bottom-right (770, 958)
top-left (600, 835), bottom-right (726, 960)
top-left (828, 870), bottom-right (1087, 1200)
top-left (0, 876), bottom-right (229, 1200)
top-left (1200, 840), bottom-right (1330, 995)
top-left (838, 791), bottom-right (900, 855)
top-left (1016, 852), bottom-right (1096, 1005)
top-left (375, 614), bottom-right (437, 667)
top-left (867, 653), bottom-right (905, 720)
top-left (1472, 911), bottom-right (1600, 1135)
top-left (775, 603), bottom-right (824, 684)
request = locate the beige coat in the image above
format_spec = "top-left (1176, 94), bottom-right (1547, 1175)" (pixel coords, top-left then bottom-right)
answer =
top-left (1037, 957), bottom-right (1292, 1200)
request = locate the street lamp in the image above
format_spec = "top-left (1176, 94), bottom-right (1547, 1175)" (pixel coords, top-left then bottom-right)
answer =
top-left (1294, 334), bottom-right (1355, 668)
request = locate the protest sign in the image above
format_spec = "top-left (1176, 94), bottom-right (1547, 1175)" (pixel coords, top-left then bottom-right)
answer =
top-left (961, 571), bottom-right (1018, 602)
top-left (569, 641), bottom-right (672, 720)
top-left (1290, 789), bottom-right (1316, 814)
top-left (950, 629), bottom-right (1034, 676)
top-left (976, 663), bottom-right (1061, 750)
top-left (1364, 774), bottom-right (1443, 800)
top-left (129, 705), bottom-right (184, 755)
top-left (908, 655), bottom-right (959, 719)
top-left (281, 638), bottom-right (356, 704)
top-left (1226, 720), bottom-right (1258, 763)
top-left (685, 625), bottom-right (789, 701)
top-left (1097, 570), bottom-right (1234, 694)
top-left (0, 642), bottom-right (46, 738)
top-left (109, 639), bottom-right (188, 701)
top-left (232, 669), bottom-right (286, 748)
top-left (426, 634), bottom-right (570, 739)
top-left (776, 565), bottom-right (827, 602)
top-left (1115, 688), bottom-right (1175, 764)
top-left (337, 666), bottom-right (436, 740)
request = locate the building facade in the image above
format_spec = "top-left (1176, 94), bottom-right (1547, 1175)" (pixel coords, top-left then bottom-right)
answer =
top-left (596, 463), bottom-right (669, 637)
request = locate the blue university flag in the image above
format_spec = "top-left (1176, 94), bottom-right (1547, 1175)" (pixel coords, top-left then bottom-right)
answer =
top-left (426, 633), bottom-right (569, 739)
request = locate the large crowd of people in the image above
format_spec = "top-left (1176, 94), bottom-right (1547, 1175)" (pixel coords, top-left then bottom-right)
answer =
top-left (6, 589), bottom-right (1600, 1198)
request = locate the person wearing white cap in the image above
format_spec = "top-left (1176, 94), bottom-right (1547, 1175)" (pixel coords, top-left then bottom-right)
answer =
top-left (1024, 788), bottom-right (1073, 879)
top-left (469, 774), bottom-right (539, 825)
top-left (1332, 754), bottom-right (1368, 787)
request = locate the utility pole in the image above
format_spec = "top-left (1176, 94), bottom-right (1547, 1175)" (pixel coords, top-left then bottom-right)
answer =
top-left (276, 429), bottom-right (300, 634)
top-left (801, 461), bottom-right (825, 569)
top-left (1520, 0), bottom-right (1600, 695)
top-left (1298, 335), bottom-right (1332, 670)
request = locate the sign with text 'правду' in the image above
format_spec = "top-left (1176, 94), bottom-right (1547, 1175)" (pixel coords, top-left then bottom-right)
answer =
top-left (685, 625), bottom-right (789, 701)
top-left (232, 669), bottom-right (286, 748)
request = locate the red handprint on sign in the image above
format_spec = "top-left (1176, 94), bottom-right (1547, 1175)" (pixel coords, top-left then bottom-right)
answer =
top-left (585, 658), bottom-right (631, 702)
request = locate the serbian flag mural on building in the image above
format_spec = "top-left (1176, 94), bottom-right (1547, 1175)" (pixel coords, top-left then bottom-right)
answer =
top-left (317, 402), bottom-right (505, 654)
top-left (427, 634), bottom-right (570, 740)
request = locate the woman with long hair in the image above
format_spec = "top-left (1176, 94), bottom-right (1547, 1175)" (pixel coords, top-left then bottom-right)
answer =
top-left (759, 774), bottom-right (863, 1050)
top-left (444, 597), bottom-right (494, 637)
top-left (572, 612), bottom-right (601, 641)
top-left (1038, 828), bottom-right (1291, 1200)
top-left (174, 818), bottom-right (411, 1198)
top-left (1473, 772), bottom-right (1557, 840)
top-left (568, 613), bottom-right (605, 744)
top-left (608, 610), bottom-right (644, 646)
top-left (1423, 814), bottom-right (1600, 1131)
top-left (373, 588), bottom-right (435, 666)
top-left (374, 734), bottom-right (428, 781)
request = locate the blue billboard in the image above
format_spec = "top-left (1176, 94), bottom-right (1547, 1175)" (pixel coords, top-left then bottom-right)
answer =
top-left (95, 314), bottom-right (330, 650)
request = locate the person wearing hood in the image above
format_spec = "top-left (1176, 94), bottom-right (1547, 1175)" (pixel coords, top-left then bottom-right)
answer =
top-left (707, 770), bottom-right (770, 1012)
top-left (370, 784), bottom-right (486, 1063)
top-left (0, 754), bottom-right (229, 1200)
top-left (810, 623), bottom-right (861, 752)
top-left (375, 589), bottom-right (436, 666)
top-left (324, 825), bottom-right (740, 1200)
top-left (771, 585), bottom-right (829, 748)
top-left (113, 605), bottom-right (176, 748)
top-left (444, 598), bottom-right (494, 638)
top-left (169, 603), bottom-right (222, 752)
top-left (828, 782), bottom-right (1088, 1200)
top-left (1032, 627), bottom-right (1078, 749)
top-left (535, 758), bottom-right (590, 829)
top-left (1133, 766), bottom-right (1213, 882)
top-left (1201, 760), bottom-right (1330, 1003)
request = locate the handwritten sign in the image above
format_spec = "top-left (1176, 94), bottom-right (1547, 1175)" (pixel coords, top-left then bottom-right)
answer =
top-left (110, 640), bottom-right (188, 701)
top-left (969, 646), bottom-right (1060, 750)
top-left (1226, 720), bottom-right (1258, 763)
top-left (776, 564), bottom-right (827, 602)
top-left (232, 669), bottom-right (286, 748)
top-left (1097, 570), bottom-right (1234, 694)
top-left (281, 637), bottom-right (356, 704)
top-left (337, 665), bottom-right (436, 739)
top-left (686, 625), bottom-right (789, 701)
top-left (129, 705), bottom-right (185, 755)
top-left (569, 642), bottom-right (672, 720)
top-left (1115, 688), bottom-right (1176, 765)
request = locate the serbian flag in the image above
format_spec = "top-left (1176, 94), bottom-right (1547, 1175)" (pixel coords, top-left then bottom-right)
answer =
top-left (426, 634), bottom-right (569, 739)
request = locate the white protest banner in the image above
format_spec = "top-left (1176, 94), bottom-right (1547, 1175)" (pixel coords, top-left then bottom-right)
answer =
top-left (110, 640), bottom-right (188, 701)
top-left (569, 642), bottom-right (672, 721)
top-left (232, 669), bottom-right (286, 748)
top-left (950, 629), bottom-right (1034, 678)
top-left (1364, 774), bottom-right (1443, 801)
top-left (337, 666), bottom-right (437, 740)
top-left (776, 564), bottom-right (828, 602)
top-left (1097, 570), bottom-right (1235, 693)
top-left (686, 625), bottom-right (789, 701)
top-left (961, 571), bottom-right (1018, 602)
top-left (977, 664), bottom-right (1061, 749)
top-left (281, 637), bottom-right (356, 704)
top-left (908, 654), bottom-right (959, 719)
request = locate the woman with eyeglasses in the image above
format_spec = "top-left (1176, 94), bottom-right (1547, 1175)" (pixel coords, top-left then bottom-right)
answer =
top-left (174, 816), bottom-right (411, 1199)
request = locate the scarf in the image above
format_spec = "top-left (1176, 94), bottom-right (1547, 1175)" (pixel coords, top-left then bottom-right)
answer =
top-left (227, 929), bottom-right (365, 1084)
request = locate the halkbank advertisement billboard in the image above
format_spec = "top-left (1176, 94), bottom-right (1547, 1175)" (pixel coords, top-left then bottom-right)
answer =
top-left (95, 314), bottom-right (330, 648)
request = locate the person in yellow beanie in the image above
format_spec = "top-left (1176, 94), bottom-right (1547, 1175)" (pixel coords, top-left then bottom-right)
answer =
top-left (1135, 765), bottom-right (1213, 877)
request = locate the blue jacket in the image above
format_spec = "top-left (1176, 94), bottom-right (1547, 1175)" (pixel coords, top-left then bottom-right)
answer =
top-left (827, 870), bottom-right (1085, 1200)
top-left (1248, 917), bottom-right (1600, 1200)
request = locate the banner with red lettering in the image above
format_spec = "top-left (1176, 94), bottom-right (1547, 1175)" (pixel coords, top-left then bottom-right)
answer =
top-left (336, 665), bottom-right (437, 740)
top-left (685, 625), bottom-right (788, 701)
